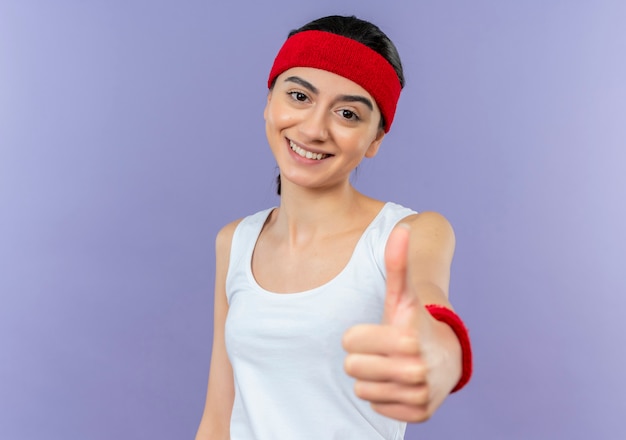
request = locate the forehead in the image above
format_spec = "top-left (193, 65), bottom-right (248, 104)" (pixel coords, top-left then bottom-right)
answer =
top-left (277, 67), bottom-right (376, 102)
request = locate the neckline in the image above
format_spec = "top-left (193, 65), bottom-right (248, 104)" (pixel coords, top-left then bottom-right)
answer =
top-left (247, 202), bottom-right (391, 297)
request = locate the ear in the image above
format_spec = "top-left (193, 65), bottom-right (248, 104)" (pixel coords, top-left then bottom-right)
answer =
top-left (364, 127), bottom-right (385, 158)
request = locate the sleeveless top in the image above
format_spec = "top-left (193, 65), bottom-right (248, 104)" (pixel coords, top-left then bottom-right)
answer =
top-left (225, 202), bottom-right (417, 440)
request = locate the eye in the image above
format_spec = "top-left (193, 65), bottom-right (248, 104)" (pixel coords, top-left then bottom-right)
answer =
top-left (339, 109), bottom-right (360, 121)
top-left (288, 91), bottom-right (309, 102)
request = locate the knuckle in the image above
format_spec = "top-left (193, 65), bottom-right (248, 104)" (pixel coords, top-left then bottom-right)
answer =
top-left (397, 336), bottom-right (421, 355)
top-left (406, 386), bottom-right (429, 406)
top-left (403, 362), bottom-right (427, 384)
top-left (407, 406), bottom-right (432, 423)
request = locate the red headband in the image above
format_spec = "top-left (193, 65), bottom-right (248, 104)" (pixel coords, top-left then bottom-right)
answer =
top-left (267, 30), bottom-right (402, 132)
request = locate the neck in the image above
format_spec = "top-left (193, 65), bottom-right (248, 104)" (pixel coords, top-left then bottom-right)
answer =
top-left (272, 179), bottom-right (372, 245)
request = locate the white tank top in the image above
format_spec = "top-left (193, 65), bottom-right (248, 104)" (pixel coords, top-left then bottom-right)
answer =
top-left (225, 202), bottom-right (417, 440)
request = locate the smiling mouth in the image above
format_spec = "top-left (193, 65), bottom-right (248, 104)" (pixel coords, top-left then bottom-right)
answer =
top-left (289, 139), bottom-right (331, 160)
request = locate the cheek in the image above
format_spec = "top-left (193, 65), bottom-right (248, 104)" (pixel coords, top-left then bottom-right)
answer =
top-left (266, 110), bottom-right (278, 128)
top-left (334, 130), bottom-right (374, 153)
top-left (265, 104), bottom-right (292, 146)
top-left (274, 113), bottom-right (296, 130)
top-left (265, 100), bottom-right (292, 127)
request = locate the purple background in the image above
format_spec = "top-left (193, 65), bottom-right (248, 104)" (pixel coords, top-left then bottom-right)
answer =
top-left (2, 1), bottom-right (625, 439)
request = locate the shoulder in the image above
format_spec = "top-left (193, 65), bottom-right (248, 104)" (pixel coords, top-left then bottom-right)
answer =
top-left (381, 202), bottom-right (454, 245)
top-left (403, 211), bottom-right (455, 240)
top-left (215, 218), bottom-right (244, 255)
top-left (215, 207), bottom-right (275, 254)
top-left (401, 211), bottom-right (456, 260)
top-left (213, 219), bottom-right (245, 289)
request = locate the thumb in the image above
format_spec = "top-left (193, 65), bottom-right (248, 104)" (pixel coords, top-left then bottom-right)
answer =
top-left (382, 223), bottom-right (412, 324)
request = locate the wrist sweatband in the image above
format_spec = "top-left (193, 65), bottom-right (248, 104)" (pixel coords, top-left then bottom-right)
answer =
top-left (425, 304), bottom-right (473, 392)
top-left (267, 30), bottom-right (402, 132)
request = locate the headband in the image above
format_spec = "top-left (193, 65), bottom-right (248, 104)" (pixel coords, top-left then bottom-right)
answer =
top-left (267, 30), bottom-right (402, 132)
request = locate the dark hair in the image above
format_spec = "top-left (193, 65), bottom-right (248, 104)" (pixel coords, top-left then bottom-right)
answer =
top-left (274, 15), bottom-right (405, 195)
top-left (288, 15), bottom-right (405, 88)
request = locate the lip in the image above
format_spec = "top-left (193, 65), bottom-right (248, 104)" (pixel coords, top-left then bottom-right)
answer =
top-left (286, 138), bottom-right (333, 162)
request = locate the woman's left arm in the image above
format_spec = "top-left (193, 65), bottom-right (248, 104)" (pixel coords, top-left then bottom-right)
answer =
top-left (342, 211), bottom-right (468, 422)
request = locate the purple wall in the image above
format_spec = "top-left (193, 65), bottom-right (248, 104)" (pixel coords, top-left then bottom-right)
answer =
top-left (2, 1), bottom-right (625, 439)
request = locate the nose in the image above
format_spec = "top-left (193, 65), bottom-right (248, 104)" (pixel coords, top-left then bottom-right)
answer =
top-left (298, 106), bottom-right (329, 142)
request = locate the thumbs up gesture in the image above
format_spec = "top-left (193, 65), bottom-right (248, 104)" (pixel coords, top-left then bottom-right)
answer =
top-left (342, 214), bottom-right (463, 422)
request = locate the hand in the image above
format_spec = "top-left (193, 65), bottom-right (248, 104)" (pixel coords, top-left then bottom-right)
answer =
top-left (342, 223), bottom-right (454, 422)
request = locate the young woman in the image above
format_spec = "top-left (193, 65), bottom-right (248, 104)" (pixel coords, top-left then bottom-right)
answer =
top-left (195, 15), bottom-right (472, 440)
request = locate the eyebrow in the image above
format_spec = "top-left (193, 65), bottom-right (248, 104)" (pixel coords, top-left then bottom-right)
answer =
top-left (284, 76), bottom-right (318, 94)
top-left (283, 76), bottom-right (374, 111)
top-left (335, 94), bottom-right (373, 111)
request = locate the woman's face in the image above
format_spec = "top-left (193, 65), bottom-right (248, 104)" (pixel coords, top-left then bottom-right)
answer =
top-left (264, 67), bottom-right (385, 193)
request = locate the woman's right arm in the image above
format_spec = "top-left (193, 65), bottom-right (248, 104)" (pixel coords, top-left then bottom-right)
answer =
top-left (195, 220), bottom-right (241, 440)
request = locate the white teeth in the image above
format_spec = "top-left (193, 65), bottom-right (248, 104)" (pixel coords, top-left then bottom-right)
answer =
top-left (289, 140), bottom-right (326, 160)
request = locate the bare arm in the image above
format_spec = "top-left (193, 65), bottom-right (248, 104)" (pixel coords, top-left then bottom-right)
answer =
top-left (401, 211), bottom-right (463, 406)
top-left (343, 211), bottom-right (464, 422)
top-left (195, 220), bottom-right (241, 440)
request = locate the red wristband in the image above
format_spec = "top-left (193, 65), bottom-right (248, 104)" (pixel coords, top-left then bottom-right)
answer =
top-left (425, 304), bottom-right (473, 392)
